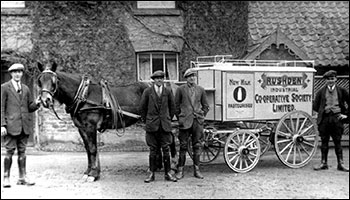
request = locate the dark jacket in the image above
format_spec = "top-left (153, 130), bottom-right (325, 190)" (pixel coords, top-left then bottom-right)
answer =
top-left (140, 84), bottom-right (175, 132)
top-left (1, 80), bottom-right (39, 136)
top-left (313, 85), bottom-right (349, 125)
top-left (175, 83), bottom-right (209, 129)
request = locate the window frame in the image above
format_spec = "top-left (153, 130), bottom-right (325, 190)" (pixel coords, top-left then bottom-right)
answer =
top-left (137, 52), bottom-right (179, 82)
top-left (136, 1), bottom-right (176, 9)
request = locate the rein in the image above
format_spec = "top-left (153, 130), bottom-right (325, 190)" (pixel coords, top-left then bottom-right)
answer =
top-left (38, 70), bottom-right (64, 122)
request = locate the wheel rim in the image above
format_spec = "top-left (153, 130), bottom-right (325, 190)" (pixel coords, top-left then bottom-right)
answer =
top-left (187, 129), bottom-right (221, 164)
top-left (224, 130), bottom-right (261, 173)
top-left (243, 121), bottom-right (272, 157)
top-left (274, 110), bottom-right (319, 168)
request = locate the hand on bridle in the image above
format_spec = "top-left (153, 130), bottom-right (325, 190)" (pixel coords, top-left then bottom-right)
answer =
top-left (35, 95), bottom-right (42, 106)
top-left (1, 127), bottom-right (7, 137)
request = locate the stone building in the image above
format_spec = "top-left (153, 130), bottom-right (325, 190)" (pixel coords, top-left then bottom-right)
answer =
top-left (1, 1), bottom-right (348, 150)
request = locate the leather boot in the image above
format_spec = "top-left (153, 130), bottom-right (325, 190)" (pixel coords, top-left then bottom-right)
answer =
top-left (17, 156), bottom-right (35, 186)
top-left (175, 166), bottom-right (184, 180)
top-left (144, 155), bottom-right (156, 183)
top-left (193, 152), bottom-right (204, 179)
top-left (3, 156), bottom-right (12, 188)
top-left (314, 149), bottom-right (328, 171)
top-left (314, 161), bottom-right (328, 170)
top-left (337, 152), bottom-right (349, 172)
top-left (144, 171), bottom-right (155, 183)
top-left (193, 165), bottom-right (204, 179)
top-left (175, 151), bottom-right (186, 180)
top-left (164, 155), bottom-right (177, 182)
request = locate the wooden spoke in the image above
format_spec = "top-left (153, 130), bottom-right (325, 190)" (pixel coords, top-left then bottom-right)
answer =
top-left (275, 110), bottom-right (318, 168)
top-left (224, 130), bottom-right (260, 173)
top-left (279, 141), bottom-right (294, 154)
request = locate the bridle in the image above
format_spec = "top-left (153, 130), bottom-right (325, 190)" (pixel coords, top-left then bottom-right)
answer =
top-left (38, 69), bottom-right (58, 97)
top-left (37, 69), bottom-right (65, 121)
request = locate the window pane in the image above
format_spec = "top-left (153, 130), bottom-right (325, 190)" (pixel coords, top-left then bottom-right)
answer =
top-left (152, 53), bottom-right (164, 73)
top-left (139, 54), bottom-right (151, 81)
top-left (165, 54), bottom-right (177, 80)
top-left (137, 1), bottom-right (175, 9)
top-left (137, 52), bottom-right (178, 81)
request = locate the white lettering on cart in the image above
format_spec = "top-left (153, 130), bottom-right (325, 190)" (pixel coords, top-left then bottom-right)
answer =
top-left (273, 104), bottom-right (295, 112)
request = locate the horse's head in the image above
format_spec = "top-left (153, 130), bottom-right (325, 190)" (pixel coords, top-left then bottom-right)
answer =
top-left (37, 61), bottom-right (58, 108)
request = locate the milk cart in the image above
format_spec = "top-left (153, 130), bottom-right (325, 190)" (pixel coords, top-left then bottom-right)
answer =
top-left (186, 55), bottom-right (318, 173)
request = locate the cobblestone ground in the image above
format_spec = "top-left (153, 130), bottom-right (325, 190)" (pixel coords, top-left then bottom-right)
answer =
top-left (1, 147), bottom-right (349, 199)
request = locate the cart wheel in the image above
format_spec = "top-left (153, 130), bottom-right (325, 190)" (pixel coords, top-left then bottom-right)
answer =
top-left (187, 128), bottom-right (221, 164)
top-left (224, 130), bottom-right (261, 173)
top-left (243, 122), bottom-right (272, 157)
top-left (274, 110), bottom-right (318, 168)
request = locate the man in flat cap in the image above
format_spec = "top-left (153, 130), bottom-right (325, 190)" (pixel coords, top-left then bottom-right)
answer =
top-left (1, 63), bottom-right (41, 188)
top-left (313, 70), bottom-right (349, 172)
top-left (140, 70), bottom-right (177, 182)
top-left (174, 68), bottom-right (209, 179)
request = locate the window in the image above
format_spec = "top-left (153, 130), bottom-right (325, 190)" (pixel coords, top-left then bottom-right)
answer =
top-left (137, 52), bottom-right (179, 81)
top-left (1, 1), bottom-right (25, 8)
top-left (137, 1), bottom-right (175, 9)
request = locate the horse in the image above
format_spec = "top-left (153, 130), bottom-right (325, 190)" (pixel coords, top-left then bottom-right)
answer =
top-left (36, 61), bottom-right (149, 182)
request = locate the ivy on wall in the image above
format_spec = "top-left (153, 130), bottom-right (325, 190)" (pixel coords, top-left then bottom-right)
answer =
top-left (27, 1), bottom-right (135, 84)
top-left (22, 1), bottom-right (248, 83)
top-left (178, 1), bottom-right (249, 80)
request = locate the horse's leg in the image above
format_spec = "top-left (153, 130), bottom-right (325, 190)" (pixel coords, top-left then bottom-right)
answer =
top-left (78, 129), bottom-right (92, 181)
top-left (75, 113), bottom-right (101, 182)
top-left (84, 126), bottom-right (100, 182)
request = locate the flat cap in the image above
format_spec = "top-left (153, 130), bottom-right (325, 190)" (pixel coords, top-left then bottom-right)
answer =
top-left (151, 70), bottom-right (165, 79)
top-left (323, 70), bottom-right (337, 79)
top-left (183, 68), bottom-right (196, 78)
top-left (8, 63), bottom-right (24, 72)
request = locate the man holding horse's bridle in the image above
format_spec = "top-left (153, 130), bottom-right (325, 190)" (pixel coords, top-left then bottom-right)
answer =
top-left (1, 63), bottom-right (41, 188)
top-left (140, 70), bottom-right (178, 183)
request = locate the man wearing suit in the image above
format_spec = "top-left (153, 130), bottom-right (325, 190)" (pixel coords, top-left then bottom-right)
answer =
top-left (313, 70), bottom-right (349, 172)
top-left (175, 68), bottom-right (209, 179)
top-left (140, 70), bottom-right (177, 182)
top-left (1, 63), bottom-right (41, 188)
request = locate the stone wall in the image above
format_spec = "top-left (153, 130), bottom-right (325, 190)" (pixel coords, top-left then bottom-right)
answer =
top-left (1, 9), bottom-right (33, 53)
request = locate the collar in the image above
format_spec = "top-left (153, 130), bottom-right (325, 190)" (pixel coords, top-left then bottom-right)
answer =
top-left (154, 84), bottom-right (163, 90)
top-left (328, 85), bottom-right (335, 91)
top-left (11, 79), bottom-right (21, 90)
top-left (187, 82), bottom-right (196, 88)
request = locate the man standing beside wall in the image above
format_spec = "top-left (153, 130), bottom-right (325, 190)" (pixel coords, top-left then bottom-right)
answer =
top-left (1, 63), bottom-right (41, 188)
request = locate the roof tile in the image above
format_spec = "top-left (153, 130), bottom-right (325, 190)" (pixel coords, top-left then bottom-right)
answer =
top-left (248, 1), bottom-right (349, 66)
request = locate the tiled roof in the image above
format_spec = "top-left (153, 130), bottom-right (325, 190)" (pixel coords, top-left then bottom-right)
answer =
top-left (247, 1), bottom-right (349, 66)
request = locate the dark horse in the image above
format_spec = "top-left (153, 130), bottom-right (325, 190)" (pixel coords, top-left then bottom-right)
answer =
top-left (37, 61), bottom-right (149, 182)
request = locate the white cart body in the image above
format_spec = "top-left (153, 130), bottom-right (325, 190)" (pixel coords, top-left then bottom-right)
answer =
top-left (190, 56), bottom-right (316, 122)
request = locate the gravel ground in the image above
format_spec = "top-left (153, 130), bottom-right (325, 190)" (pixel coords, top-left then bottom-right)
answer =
top-left (1, 147), bottom-right (349, 199)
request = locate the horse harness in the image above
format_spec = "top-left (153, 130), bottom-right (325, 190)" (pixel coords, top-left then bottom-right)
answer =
top-left (39, 70), bottom-right (140, 136)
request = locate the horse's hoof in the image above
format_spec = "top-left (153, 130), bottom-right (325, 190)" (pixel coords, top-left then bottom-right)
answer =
top-left (81, 174), bottom-right (88, 182)
top-left (87, 176), bottom-right (95, 182)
